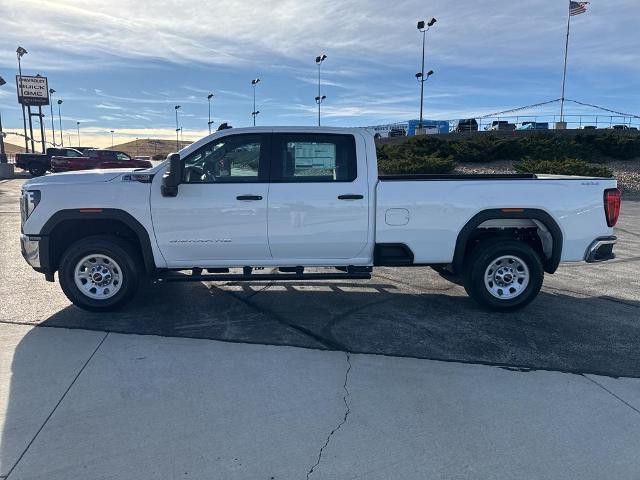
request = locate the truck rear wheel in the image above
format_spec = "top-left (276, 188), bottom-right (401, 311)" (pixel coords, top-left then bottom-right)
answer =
top-left (463, 239), bottom-right (543, 311)
top-left (59, 236), bottom-right (141, 312)
top-left (28, 164), bottom-right (47, 177)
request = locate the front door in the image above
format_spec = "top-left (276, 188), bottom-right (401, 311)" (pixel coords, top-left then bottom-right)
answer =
top-left (267, 132), bottom-right (369, 260)
top-left (150, 133), bottom-right (271, 266)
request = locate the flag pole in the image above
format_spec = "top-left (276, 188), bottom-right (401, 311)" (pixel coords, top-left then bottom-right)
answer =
top-left (560, 0), bottom-right (572, 123)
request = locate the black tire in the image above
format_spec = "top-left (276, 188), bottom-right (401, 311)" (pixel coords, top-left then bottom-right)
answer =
top-left (28, 164), bottom-right (47, 177)
top-left (58, 236), bottom-right (142, 312)
top-left (463, 239), bottom-right (543, 311)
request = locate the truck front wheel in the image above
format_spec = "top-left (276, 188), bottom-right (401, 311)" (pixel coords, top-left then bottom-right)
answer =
top-left (463, 239), bottom-right (543, 311)
top-left (58, 236), bottom-right (142, 311)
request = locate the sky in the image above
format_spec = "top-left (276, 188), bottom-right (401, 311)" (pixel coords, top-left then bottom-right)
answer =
top-left (0, 0), bottom-right (639, 148)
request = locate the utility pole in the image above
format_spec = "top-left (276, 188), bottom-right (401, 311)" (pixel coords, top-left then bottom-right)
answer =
top-left (16, 46), bottom-right (29, 153)
top-left (49, 89), bottom-right (56, 147)
top-left (207, 93), bottom-right (214, 134)
top-left (251, 78), bottom-right (260, 126)
top-left (315, 54), bottom-right (327, 126)
top-left (57, 99), bottom-right (63, 147)
top-left (110, 130), bottom-right (114, 147)
top-left (76, 121), bottom-right (80, 146)
top-left (0, 75), bottom-right (6, 163)
top-left (416, 18), bottom-right (436, 134)
top-left (174, 105), bottom-right (181, 150)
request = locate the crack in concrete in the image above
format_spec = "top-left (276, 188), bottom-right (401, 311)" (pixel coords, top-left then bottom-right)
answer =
top-left (305, 352), bottom-right (352, 480)
top-left (582, 374), bottom-right (640, 416)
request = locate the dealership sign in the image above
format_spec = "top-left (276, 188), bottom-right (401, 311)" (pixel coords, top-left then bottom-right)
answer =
top-left (16, 75), bottom-right (49, 106)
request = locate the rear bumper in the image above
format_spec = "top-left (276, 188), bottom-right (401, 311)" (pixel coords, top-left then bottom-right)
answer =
top-left (584, 236), bottom-right (617, 263)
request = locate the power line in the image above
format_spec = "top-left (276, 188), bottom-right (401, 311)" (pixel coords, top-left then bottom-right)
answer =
top-left (566, 99), bottom-right (640, 119)
top-left (477, 99), bottom-right (561, 119)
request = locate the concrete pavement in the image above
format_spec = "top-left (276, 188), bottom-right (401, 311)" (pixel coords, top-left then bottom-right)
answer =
top-left (1, 323), bottom-right (640, 480)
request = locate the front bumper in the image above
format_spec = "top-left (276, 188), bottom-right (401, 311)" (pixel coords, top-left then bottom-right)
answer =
top-left (585, 236), bottom-right (617, 263)
top-left (20, 234), bottom-right (41, 269)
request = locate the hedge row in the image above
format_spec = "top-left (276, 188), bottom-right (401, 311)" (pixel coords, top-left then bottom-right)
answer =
top-left (377, 132), bottom-right (640, 164)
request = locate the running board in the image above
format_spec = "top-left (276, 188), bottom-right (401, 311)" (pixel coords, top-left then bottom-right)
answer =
top-left (160, 272), bottom-right (372, 283)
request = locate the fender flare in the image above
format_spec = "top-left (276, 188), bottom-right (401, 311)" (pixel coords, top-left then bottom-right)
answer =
top-left (452, 208), bottom-right (563, 274)
top-left (39, 208), bottom-right (157, 275)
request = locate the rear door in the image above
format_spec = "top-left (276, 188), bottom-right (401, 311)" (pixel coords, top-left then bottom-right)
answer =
top-left (267, 132), bottom-right (369, 260)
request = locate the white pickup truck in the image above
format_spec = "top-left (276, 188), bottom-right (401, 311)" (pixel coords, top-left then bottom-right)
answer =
top-left (20, 127), bottom-right (621, 312)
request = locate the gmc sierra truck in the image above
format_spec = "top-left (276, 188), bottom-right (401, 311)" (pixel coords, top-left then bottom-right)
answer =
top-left (20, 127), bottom-right (621, 312)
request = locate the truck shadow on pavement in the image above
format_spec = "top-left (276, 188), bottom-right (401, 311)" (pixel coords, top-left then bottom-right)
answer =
top-left (36, 277), bottom-right (640, 379)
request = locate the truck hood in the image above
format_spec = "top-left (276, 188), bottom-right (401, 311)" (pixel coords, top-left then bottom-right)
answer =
top-left (23, 169), bottom-right (136, 187)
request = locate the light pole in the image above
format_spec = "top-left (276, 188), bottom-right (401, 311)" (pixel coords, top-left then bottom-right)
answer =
top-left (57, 99), bottom-right (63, 147)
top-left (416, 18), bottom-right (436, 133)
top-left (48, 88), bottom-right (56, 147)
top-left (174, 105), bottom-right (181, 150)
top-left (16, 46), bottom-right (29, 152)
top-left (251, 78), bottom-right (260, 126)
top-left (76, 121), bottom-right (80, 147)
top-left (110, 130), bottom-right (114, 147)
top-left (207, 93), bottom-right (214, 134)
top-left (0, 75), bottom-right (6, 163)
top-left (315, 54), bottom-right (327, 126)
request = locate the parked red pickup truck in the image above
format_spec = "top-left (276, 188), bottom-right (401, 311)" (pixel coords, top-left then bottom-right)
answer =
top-left (50, 149), bottom-right (153, 173)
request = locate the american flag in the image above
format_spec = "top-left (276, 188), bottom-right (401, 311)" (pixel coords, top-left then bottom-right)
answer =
top-left (570, 1), bottom-right (589, 16)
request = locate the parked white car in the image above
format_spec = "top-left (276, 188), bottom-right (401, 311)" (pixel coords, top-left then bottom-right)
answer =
top-left (20, 127), bottom-right (620, 311)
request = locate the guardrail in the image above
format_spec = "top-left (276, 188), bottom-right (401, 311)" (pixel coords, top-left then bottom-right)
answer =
top-left (474, 114), bottom-right (640, 131)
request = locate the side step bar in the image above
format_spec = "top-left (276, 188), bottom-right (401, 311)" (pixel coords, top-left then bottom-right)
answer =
top-left (160, 271), bottom-right (372, 283)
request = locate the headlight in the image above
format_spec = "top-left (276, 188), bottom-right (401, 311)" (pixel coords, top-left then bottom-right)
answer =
top-left (21, 190), bottom-right (41, 223)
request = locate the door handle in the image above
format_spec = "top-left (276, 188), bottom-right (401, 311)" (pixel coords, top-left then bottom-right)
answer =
top-left (236, 195), bottom-right (263, 201)
top-left (338, 194), bottom-right (364, 200)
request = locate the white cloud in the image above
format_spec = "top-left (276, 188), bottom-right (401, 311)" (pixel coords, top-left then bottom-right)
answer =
top-left (1, 0), bottom-right (638, 71)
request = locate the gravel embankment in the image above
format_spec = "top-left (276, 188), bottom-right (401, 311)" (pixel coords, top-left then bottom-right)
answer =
top-left (455, 160), bottom-right (640, 199)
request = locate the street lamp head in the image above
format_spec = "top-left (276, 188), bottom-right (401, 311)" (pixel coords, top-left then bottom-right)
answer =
top-left (49, 88), bottom-right (56, 94)
top-left (77, 121), bottom-right (80, 126)
top-left (252, 78), bottom-right (260, 86)
top-left (427, 17), bottom-right (437, 27)
top-left (175, 105), bottom-right (181, 110)
top-left (315, 54), bottom-right (327, 64)
top-left (16, 46), bottom-right (27, 57)
top-left (207, 93), bottom-right (214, 99)
top-left (415, 72), bottom-right (423, 79)
top-left (315, 95), bottom-right (327, 102)
top-left (427, 70), bottom-right (434, 77)
top-left (0, 76), bottom-right (6, 87)
top-left (57, 99), bottom-right (63, 105)
top-left (417, 20), bottom-right (425, 30)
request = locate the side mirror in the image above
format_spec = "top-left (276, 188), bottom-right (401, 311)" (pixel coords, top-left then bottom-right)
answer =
top-left (161, 153), bottom-right (182, 197)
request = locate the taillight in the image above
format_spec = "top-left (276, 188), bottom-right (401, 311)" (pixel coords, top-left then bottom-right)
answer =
top-left (604, 188), bottom-right (621, 227)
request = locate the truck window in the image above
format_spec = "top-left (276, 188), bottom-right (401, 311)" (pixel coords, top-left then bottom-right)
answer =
top-left (182, 134), bottom-right (264, 184)
top-left (274, 133), bottom-right (357, 182)
top-left (116, 152), bottom-right (131, 161)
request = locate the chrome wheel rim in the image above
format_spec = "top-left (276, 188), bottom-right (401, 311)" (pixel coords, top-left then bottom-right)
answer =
top-left (74, 254), bottom-right (123, 300)
top-left (484, 255), bottom-right (529, 300)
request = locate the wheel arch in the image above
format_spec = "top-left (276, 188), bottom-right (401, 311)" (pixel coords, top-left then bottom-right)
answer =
top-left (452, 208), bottom-right (563, 275)
top-left (39, 209), bottom-right (156, 276)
